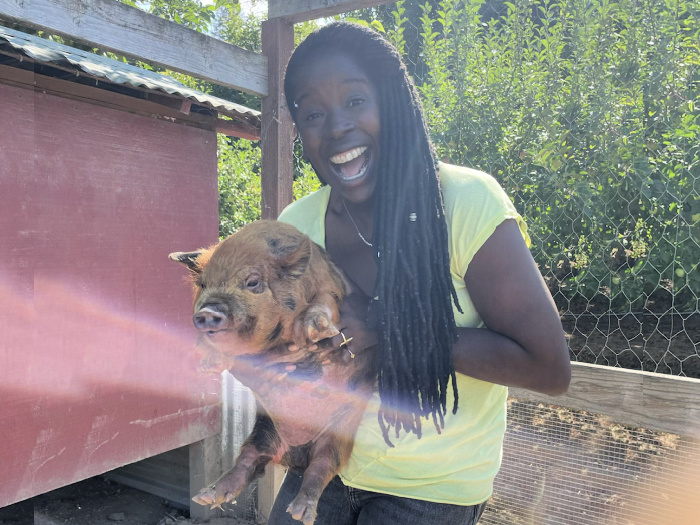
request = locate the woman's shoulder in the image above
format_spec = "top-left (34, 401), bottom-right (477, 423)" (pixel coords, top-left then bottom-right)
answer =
top-left (278, 185), bottom-right (331, 225)
top-left (438, 162), bottom-right (510, 210)
top-left (439, 162), bottom-right (503, 193)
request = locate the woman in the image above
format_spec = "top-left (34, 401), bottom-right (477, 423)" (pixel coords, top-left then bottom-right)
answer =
top-left (274, 22), bottom-right (570, 524)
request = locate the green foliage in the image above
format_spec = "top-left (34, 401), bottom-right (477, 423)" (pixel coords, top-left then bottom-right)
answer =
top-left (381, 0), bottom-right (699, 313)
top-left (218, 135), bottom-right (262, 237)
top-left (120, 0), bottom-right (229, 32)
top-left (111, 0), bottom-right (699, 315)
top-left (218, 135), bottom-right (322, 237)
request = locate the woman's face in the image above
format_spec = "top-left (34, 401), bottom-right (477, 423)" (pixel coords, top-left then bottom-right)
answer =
top-left (292, 54), bottom-right (381, 205)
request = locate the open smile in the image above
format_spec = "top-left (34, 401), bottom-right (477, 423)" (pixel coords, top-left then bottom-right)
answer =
top-left (330, 146), bottom-right (371, 181)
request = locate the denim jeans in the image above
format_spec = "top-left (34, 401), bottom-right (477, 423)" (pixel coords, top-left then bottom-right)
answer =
top-left (267, 471), bottom-right (487, 525)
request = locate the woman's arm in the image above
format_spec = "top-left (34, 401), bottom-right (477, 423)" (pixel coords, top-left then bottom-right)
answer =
top-left (454, 219), bottom-right (571, 395)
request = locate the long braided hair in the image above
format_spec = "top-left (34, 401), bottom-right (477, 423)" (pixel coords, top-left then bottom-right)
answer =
top-left (284, 22), bottom-right (461, 441)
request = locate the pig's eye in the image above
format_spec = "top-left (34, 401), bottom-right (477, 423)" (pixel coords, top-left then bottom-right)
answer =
top-left (245, 275), bottom-right (264, 294)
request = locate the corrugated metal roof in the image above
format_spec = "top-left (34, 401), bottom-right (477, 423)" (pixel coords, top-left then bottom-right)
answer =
top-left (0, 26), bottom-right (260, 123)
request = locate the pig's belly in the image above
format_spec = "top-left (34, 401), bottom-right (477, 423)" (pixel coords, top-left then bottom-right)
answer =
top-left (256, 366), bottom-right (365, 447)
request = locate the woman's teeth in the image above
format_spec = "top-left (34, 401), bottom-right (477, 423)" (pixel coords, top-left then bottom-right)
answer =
top-left (330, 147), bottom-right (367, 165)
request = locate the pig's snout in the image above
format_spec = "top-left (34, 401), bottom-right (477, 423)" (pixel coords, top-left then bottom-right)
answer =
top-left (193, 307), bottom-right (228, 332)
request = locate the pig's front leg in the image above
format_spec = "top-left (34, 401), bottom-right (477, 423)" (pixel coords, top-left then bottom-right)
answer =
top-left (193, 413), bottom-right (282, 509)
top-left (299, 292), bottom-right (341, 344)
top-left (286, 404), bottom-right (360, 525)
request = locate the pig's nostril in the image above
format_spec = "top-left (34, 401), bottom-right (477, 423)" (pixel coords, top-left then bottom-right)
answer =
top-left (192, 309), bottom-right (227, 331)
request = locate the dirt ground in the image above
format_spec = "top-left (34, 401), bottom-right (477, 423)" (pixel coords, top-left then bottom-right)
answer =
top-left (0, 477), bottom-right (255, 525)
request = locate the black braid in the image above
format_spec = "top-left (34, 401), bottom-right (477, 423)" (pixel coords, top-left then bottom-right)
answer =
top-left (284, 22), bottom-right (461, 443)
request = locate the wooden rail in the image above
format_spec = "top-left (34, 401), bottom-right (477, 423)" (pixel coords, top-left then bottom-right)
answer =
top-left (510, 362), bottom-right (700, 438)
top-left (0, 0), bottom-right (268, 96)
top-left (268, 0), bottom-right (397, 23)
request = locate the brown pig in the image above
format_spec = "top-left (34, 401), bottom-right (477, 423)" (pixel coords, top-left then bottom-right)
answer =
top-left (169, 220), bottom-right (376, 525)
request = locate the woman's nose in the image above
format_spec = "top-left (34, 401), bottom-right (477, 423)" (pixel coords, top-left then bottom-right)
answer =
top-left (326, 108), bottom-right (354, 139)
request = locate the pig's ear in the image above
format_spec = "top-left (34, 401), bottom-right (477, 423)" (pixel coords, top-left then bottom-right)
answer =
top-left (268, 235), bottom-right (311, 279)
top-left (168, 251), bottom-right (204, 274)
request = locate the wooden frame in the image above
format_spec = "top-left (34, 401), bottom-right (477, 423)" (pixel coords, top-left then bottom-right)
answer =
top-left (0, 0), bottom-right (268, 96)
top-left (511, 362), bottom-right (700, 438)
top-left (260, 18), bottom-right (295, 219)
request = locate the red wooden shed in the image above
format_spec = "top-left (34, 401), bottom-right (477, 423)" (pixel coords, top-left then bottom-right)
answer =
top-left (0, 26), bottom-right (260, 509)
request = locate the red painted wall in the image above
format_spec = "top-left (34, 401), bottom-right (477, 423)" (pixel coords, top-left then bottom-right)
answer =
top-left (0, 82), bottom-right (222, 506)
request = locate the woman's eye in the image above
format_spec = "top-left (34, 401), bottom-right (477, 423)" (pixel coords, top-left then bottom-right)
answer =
top-left (348, 97), bottom-right (365, 108)
top-left (305, 111), bottom-right (323, 121)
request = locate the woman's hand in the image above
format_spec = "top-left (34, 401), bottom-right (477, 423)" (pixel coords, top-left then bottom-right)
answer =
top-left (288, 279), bottom-right (378, 364)
top-left (319, 288), bottom-right (378, 364)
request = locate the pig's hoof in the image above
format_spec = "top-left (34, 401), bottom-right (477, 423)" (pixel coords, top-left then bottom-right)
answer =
top-left (192, 485), bottom-right (236, 510)
top-left (304, 304), bottom-right (340, 344)
top-left (306, 318), bottom-right (340, 344)
top-left (287, 496), bottom-right (318, 525)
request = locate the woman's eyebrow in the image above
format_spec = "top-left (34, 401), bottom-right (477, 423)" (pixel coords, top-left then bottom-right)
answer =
top-left (296, 77), bottom-right (371, 106)
top-left (343, 77), bottom-right (370, 88)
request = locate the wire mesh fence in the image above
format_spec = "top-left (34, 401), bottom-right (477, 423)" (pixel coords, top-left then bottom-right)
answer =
top-left (345, 0), bottom-right (699, 379)
top-left (481, 399), bottom-right (698, 525)
top-left (338, 1), bottom-right (700, 523)
top-left (225, 2), bottom-right (698, 521)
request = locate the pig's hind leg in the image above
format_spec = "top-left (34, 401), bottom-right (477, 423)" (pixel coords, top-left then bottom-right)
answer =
top-left (193, 414), bottom-right (282, 510)
top-left (286, 404), bottom-right (360, 525)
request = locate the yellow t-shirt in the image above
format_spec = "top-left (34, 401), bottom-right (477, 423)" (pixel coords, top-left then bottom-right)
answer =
top-left (278, 163), bottom-right (529, 505)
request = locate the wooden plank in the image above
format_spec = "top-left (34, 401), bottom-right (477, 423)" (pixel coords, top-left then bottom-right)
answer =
top-left (216, 118), bottom-right (261, 141)
top-left (510, 362), bottom-right (700, 437)
top-left (107, 447), bottom-right (190, 509)
top-left (0, 0), bottom-right (268, 96)
top-left (257, 464), bottom-right (286, 523)
top-left (260, 18), bottom-right (294, 220)
top-left (268, 0), bottom-right (397, 23)
top-left (189, 436), bottom-right (224, 521)
top-left (0, 63), bottom-right (217, 132)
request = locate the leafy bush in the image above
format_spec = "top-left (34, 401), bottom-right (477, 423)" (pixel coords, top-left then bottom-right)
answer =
top-left (218, 136), bottom-right (321, 236)
top-left (384, 0), bottom-right (699, 313)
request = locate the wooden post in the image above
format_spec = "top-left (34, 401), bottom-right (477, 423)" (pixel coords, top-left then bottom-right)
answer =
top-left (257, 18), bottom-right (294, 521)
top-left (256, 463), bottom-right (288, 524)
top-left (260, 18), bottom-right (295, 220)
top-left (189, 435), bottom-right (224, 521)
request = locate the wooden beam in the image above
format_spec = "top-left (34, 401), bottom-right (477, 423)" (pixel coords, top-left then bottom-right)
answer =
top-left (257, 464), bottom-right (287, 523)
top-left (260, 18), bottom-right (294, 220)
top-left (268, 0), bottom-right (397, 23)
top-left (189, 436), bottom-right (224, 521)
top-left (510, 362), bottom-right (700, 438)
top-left (0, 0), bottom-right (268, 96)
top-left (215, 118), bottom-right (261, 141)
top-left (256, 19), bottom-right (294, 513)
top-left (0, 63), bottom-right (217, 132)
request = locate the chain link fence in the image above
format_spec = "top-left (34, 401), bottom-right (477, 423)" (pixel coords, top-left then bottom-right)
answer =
top-left (223, 2), bottom-right (698, 521)
top-left (345, 0), bottom-right (700, 379)
top-left (341, 1), bottom-right (700, 523)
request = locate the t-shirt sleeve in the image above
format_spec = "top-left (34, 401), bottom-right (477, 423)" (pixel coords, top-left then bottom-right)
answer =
top-left (441, 165), bottom-right (530, 280)
top-left (276, 186), bottom-right (329, 247)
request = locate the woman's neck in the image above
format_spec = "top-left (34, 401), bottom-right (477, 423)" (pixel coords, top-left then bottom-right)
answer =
top-left (328, 188), bottom-right (375, 219)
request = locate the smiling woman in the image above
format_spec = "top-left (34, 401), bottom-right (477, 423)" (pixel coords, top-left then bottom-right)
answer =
top-left (274, 21), bottom-right (571, 525)
top-left (290, 53), bottom-right (381, 205)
